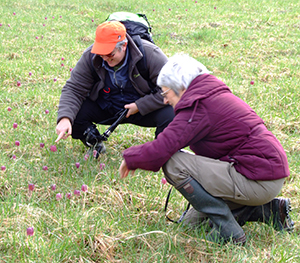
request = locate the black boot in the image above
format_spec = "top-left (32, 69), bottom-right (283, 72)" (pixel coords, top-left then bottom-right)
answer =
top-left (232, 198), bottom-right (294, 232)
top-left (177, 178), bottom-right (246, 245)
top-left (82, 125), bottom-right (106, 158)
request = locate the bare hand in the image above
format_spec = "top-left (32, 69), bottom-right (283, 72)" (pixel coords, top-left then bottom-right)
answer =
top-left (124, 103), bottom-right (139, 118)
top-left (55, 118), bottom-right (72, 143)
top-left (119, 159), bottom-right (135, 179)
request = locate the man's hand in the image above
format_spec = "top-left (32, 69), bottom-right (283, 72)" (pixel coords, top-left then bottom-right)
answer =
top-left (119, 159), bottom-right (135, 179)
top-left (55, 117), bottom-right (72, 143)
top-left (124, 103), bottom-right (139, 118)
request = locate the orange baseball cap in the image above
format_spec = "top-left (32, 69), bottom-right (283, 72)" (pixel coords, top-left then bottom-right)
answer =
top-left (91, 21), bottom-right (126, 55)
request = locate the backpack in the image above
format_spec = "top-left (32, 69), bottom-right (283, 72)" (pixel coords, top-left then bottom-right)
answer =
top-left (106, 12), bottom-right (154, 44)
top-left (106, 12), bottom-right (156, 92)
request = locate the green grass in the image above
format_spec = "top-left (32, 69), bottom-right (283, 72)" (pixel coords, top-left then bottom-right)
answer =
top-left (1, 0), bottom-right (300, 262)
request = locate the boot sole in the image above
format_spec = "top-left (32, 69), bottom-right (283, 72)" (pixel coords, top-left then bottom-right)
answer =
top-left (278, 198), bottom-right (294, 233)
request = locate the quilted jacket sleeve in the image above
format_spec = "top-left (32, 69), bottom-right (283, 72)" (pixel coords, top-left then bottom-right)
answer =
top-left (123, 105), bottom-right (210, 171)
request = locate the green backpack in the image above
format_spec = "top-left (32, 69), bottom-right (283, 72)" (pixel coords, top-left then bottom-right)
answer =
top-left (106, 11), bottom-right (154, 44)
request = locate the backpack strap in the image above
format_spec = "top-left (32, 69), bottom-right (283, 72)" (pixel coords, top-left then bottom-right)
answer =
top-left (90, 53), bottom-right (100, 81)
top-left (130, 35), bottom-right (157, 93)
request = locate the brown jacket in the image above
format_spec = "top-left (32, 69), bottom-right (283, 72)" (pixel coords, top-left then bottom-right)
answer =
top-left (57, 34), bottom-right (168, 124)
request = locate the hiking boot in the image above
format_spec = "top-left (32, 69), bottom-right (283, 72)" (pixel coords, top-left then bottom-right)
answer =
top-left (232, 197), bottom-right (294, 232)
top-left (271, 198), bottom-right (294, 232)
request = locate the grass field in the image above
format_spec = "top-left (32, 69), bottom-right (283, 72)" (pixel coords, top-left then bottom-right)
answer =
top-left (0, 0), bottom-right (300, 262)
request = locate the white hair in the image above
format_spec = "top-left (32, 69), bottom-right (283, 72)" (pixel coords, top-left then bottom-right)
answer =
top-left (157, 54), bottom-right (212, 95)
top-left (115, 38), bottom-right (128, 51)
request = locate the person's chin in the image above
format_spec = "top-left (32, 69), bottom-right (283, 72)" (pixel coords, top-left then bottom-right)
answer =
top-left (107, 61), bottom-right (116, 67)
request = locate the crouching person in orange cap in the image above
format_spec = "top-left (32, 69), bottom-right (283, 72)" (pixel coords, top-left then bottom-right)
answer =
top-left (55, 21), bottom-right (174, 155)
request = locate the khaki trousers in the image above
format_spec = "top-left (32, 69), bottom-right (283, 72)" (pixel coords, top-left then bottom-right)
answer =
top-left (162, 151), bottom-right (285, 207)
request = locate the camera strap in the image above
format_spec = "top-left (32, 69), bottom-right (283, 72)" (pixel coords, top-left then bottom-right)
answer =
top-left (164, 186), bottom-right (191, 223)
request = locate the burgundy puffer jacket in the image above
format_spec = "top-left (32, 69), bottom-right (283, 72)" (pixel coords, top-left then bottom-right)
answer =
top-left (123, 74), bottom-right (289, 181)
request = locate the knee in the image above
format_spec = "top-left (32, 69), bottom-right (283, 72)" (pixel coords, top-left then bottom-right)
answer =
top-left (162, 154), bottom-right (191, 188)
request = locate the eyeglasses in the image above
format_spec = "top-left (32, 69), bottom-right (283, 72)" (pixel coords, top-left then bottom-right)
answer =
top-left (160, 88), bottom-right (171, 97)
top-left (100, 48), bottom-right (117, 58)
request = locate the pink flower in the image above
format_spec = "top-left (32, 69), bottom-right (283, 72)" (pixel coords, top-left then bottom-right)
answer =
top-left (214, 7), bottom-right (217, 9)
top-left (61, 63), bottom-right (64, 67)
top-left (13, 123), bottom-right (18, 129)
top-left (15, 141), bottom-right (20, 146)
top-left (13, 12), bottom-right (16, 15)
top-left (250, 80), bottom-right (254, 85)
top-left (161, 178), bottom-right (167, 185)
top-left (75, 162), bottom-right (80, 168)
top-left (93, 150), bottom-right (97, 158)
top-left (17, 81), bottom-right (21, 87)
top-left (1, 166), bottom-right (6, 171)
top-left (53, 78), bottom-right (57, 82)
top-left (29, 72), bottom-right (32, 76)
top-left (45, 17), bottom-right (47, 20)
top-left (61, 57), bottom-right (64, 60)
top-left (84, 154), bottom-right (89, 161)
top-left (7, 107), bottom-right (12, 111)
top-left (51, 184), bottom-right (56, 191)
top-left (74, 189), bottom-right (80, 196)
top-left (81, 184), bottom-right (88, 192)
top-left (56, 193), bottom-right (62, 201)
top-left (40, 143), bottom-right (45, 148)
top-left (99, 163), bottom-right (105, 170)
top-left (43, 24), bottom-right (45, 26)
top-left (12, 155), bottom-right (16, 160)
top-left (92, 19), bottom-right (94, 22)
top-left (27, 227), bottom-right (34, 236)
top-left (66, 192), bottom-right (71, 199)
top-left (45, 109), bottom-right (49, 114)
top-left (28, 183), bottom-right (35, 191)
top-left (50, 145), bottom-right (57, 152)
top-left (42, 166), bottom-right (48, 171)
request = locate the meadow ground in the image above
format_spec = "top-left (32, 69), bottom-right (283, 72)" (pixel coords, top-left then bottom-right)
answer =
top-left (0, 0), bottom-right (300, 262)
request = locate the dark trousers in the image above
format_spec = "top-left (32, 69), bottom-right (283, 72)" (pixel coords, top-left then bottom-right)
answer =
top-left (72, 98), bottom-right (175, 140)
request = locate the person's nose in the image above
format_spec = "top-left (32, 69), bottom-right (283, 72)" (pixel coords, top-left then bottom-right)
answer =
top-left (101, 55), bottom-right (109, 61)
